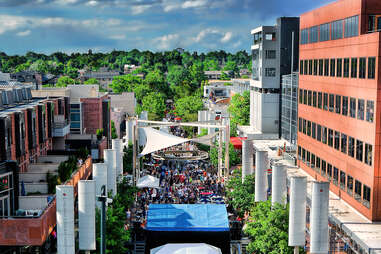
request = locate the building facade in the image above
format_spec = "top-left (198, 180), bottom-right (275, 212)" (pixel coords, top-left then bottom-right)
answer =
top-left (248, 17), bottom-right (300, 139)
top-left (297, 0), bottom-right (381, 221)
top-left (281, 73), bottom-right (298, 145)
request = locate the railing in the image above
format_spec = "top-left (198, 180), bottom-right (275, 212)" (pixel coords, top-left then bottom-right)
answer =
top-left (0, 157), bottom-right (92, 246)
top-left (53, 119), bottom-right (69, 129)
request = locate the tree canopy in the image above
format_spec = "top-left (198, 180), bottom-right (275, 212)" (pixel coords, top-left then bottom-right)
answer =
top-left (228, 90), bottom-right (250, 126)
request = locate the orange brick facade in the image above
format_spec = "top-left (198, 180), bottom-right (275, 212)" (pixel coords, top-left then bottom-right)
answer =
top-left (298, 0), bottom-right (381, 221)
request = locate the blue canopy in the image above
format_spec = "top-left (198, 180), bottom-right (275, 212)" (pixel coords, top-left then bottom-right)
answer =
top-left (146, 204), bottom-right (229, 232)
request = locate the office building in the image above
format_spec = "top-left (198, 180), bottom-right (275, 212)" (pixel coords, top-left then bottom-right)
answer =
top-left (297, 0), bottom-right (381, 221)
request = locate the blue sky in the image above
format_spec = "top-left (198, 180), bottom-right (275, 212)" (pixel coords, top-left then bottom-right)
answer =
top-left (0, 0), bottom-right (332, 55)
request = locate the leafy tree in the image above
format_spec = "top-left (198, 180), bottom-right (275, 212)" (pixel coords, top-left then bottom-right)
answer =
top-left (96, 128), bottom-right (104, 140)
top-left (223, 60), bottom-right (239, 77)
top-left (173, 95), bottom-right (203, 122)
top-left (133, 83), bottom-right (150, 104)
top-left (245, 201), bottom-right (305, 254)
top-left (141, 92), bottom-right (166, 120)
top-left (56, 76), bottom-right (76, 87)
top-left (110, 74), bottom-right (142, 94)
top-left (111, 120), bottom-right (118, 139)
top-left (144, 69), bottom-right (169, 95)
top-left (204, 59), bottom-right (220, 71)
top-left (219, 72), bottom-right (231, 80)
top-left (84, 78), bottom-right (99, 84)
top-left (210, 142), bottom-right (239, 169)
top-left (228, 90), bottom-right (250, 126)
top-left (226, 170), bottom-right (255, 217)
top-left (123, 142), bottom-right (133, 174)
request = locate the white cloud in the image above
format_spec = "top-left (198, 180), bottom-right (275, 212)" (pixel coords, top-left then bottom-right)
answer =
top-left (232, 41), bottom-right (242, 48)
top-left (194, 28), bottom-right (219, 42)
top-left (220, 31), bottom-right (232, 43)
top-left (85, 0), bottom-right (98, 6)
top-left (153, 33), bottom-right (179, 50)
top-left (109, 34), bottom-right (126, 40)
top-left (182, 0), bottom-right (208, 9)
top-left (16, 30), bottom-right (31, 37)
top-left (131, 5), bottom-right (152, 15)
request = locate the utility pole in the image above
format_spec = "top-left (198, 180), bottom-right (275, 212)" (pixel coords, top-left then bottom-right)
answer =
top-left (97, 185), bottom-right (107, 254)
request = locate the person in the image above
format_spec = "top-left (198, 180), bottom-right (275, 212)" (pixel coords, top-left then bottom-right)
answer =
top-left (126, 209), bottom-right (131, 223)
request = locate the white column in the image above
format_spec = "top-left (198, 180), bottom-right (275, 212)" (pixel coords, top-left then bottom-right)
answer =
top-left (208, 110), bottom-right (216, 136)
top-left (93, 163), bottom-right (108, 209)
top-left (198, 111), bottom-right (202, 135)
top-left (289, 176), bottom-right (307, 247)
top-left (271, 163), bottom-right (287, 206)
top-left (241, 139), bottom-right (253, 183)
top-left (112, 139), bottom-right (123, 178)
top-left (104, 149), bottom-right (117, 196)
top-left (56, 185), bottom-right (75, 254)
top-left (78, 180), bottom-right (96, 251)
top-left (255, 150), bottom-right (268, 202)
top-left (125, 119), bottom-right (133, 144)
top-left (310, 181), bottom-right (330, 254)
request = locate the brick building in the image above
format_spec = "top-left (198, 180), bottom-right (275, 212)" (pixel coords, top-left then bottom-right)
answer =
top-left (297, 0), bottom-right (381, 221)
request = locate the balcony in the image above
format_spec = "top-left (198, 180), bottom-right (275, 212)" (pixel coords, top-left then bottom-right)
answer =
top-left (52, 115), bottom-right (70, 137)
top-left (0, 157), bottom-right (93, 246)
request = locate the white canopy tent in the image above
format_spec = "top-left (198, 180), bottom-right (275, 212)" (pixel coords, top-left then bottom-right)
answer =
top-left (150, 243), bottom-right (222, 254)
top-left (139, 127), bottom-right (189, 156)
top-left (136, 175), bottom-right (160, 189)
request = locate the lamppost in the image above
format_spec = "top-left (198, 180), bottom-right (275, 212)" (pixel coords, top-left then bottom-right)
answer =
top-left (97, 185), bottom-right (112, 254)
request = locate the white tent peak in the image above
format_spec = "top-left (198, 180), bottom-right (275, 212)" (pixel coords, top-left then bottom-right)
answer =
top-left (139, 127), bottom-right (189, 156)
top-left (137, 175), bottom-right (160, 189)
top-left (151, 243), bottom-right (222, 254)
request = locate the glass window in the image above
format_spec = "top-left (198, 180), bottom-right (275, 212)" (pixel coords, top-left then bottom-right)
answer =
top-left (327, 163), bottom-right (333, 180)
top-left (313, 91), bottom-right (317, 107)
top-left (330, 59), bottom-right (336, 77)
top-left (303, 119), bottom-right (306, 134)
top-left (313, 60), bottom-right (318, 75)
top-left (308, 90), bottom-right (312, 106)
top-left (329, 94), bottom-right (335, 112)
top-left (301, 29), bottom-right (309, 44)
top-left (331, 20), bottom-right (343, 40)
top-left (322, 127), bottom-right (327, 144)
top-left (317, 124), bottom-right (322, 142)
top-left (368, 57), bottom-right (376, 79)
top-left (307, 121), bottom-right (311, 136)
top-left (335, 131), bottom-right (340, 150)
top-left (309, 60), bottom-right (313, 75)
top-left (318, 92), bottom-right (322, 109)
top-left (324, 59), bottom-right (329, 76)
top-left (337, 58), bottom-right (342, 77)
top-left (363, 185), bottom-right (371, 208)
top-left (328, 129), bottom-right (334, 147)
top-left (344, 58), bottom-right (350, 77)
top-left (265, 50), bottom-right (276, 59)
top-left (359, 58), bottom-right (366, 79)
top-left (351, 58), bottom-right (358, 78)
top-left (298, 146), bottom-right (301, 159)
top-left (369, 15), bottom-right (376, 32)
top-left (348, 136), bottom-right (355, 157)
top-left (341, 133), bottom-right (347, 154)
top-left (302, 148), bottom-right (306, 161)
top-left (342, 96), bottom-right (348, 116)
top-left (320, 23), bottom-right (330, 42)
top-left (319, 59), bottom-right (324, 76)
top-left (354, 180), bottom-right (362, 200)
top-left (344, 15), bottom-right (359, 38)
top-left (347, 175), bottom-right (354, 195)
top-left (333, 167), bottom-right (339, 185)
top-left (357, 99), bottom-right (364, 120)
top-left (321, 160), bottom-right (327, 176)
top-left (311, 153), bottom-right (316, 168)
top-left (350, 97), bottom-right (356, 118)
top-left (356, 139), bottom-right (363, 162)
top-left (298, 118), bottom-right (302, 132)
top-left (335, 95), bottom-right (341, 114)
top-left (304, 60), bottom-right (308, 75)
top-left (365, 143), bottom-right (373, 166)
top-left (316, 157), bottom-right (321, 173)
top-left (300, 60), bottom-right (304, 75)
top-left (366, 100), bottom-right (374, 123)
top-left (303, 90), bottom-right (307, 104)
top-left (323, 93), bottom-right (328, 111)
top-left (265, 33), bottom-right (276, 40)
top-left (299, 89), bottom-right (303, 104)
top-left (306, 151), bottom-right (310, 165)
top-left (265, 68), bottom-right (276, 77)
top-left (340, 171), bottom-right (346, 190)
top-left (309, 26), bottom-right (319, 43)
top-left (312, 122), bottom-right (316, 139)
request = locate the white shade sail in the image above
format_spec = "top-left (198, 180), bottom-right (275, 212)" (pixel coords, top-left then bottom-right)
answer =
top-left (139, 127), bottom-right (189, 156)
top-left (137, 175), bottom-right (160, 189)
top-left (151, 243), bottom-right (222, 254)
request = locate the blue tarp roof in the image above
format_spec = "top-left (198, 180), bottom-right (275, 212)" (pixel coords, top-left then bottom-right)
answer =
top-left (146, 204), bottom-right (229, 232)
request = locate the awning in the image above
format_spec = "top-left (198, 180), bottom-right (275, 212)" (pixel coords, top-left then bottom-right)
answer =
top-left (230, 137), bottom-right (247, 149)
top-left (136, 175), bottom-right (160, 189)
top-left (139, 127), bottom-right (189, 156)
top-left (151, 243), bottom-right (222, 254)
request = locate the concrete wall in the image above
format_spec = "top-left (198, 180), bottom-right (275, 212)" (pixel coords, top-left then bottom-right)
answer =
top-left (22, 183), bottom-right (49, 194)
top-left (19, 196), bottom-right (50, 210)
top-left (37, 155), bottom-right (68, 164)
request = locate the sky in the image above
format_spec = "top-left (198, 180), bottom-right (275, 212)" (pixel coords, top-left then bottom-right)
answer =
top-left (0, 0), bottom-right (333, 55)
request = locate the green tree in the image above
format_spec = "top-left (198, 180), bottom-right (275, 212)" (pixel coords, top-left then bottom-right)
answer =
top-left (56, 76), bottom-right (76, 87)
top-left (123, 142), bottom-right (133, 174)
top-left (133, 83), bottom-right (150, 104)
top-left (228, 90), bottom-right (250, 126)
top-left (210, 142), bottom-right (239, 169)
top-left (245, 201), bottom-right (304, 254)
top-left (173, 95), bottom-right (203, 122)
top-left (84, 78), bottom-right (99, 84)
top-left (144, 69), bottom-right (169, 95)
top-left (111, 120), bottom-right (118, 139)
top-left (226, 171), bottom-right (255, 217)
top-left (110, 74), bottom-right (142, 93)
top-left (223, 60), bottom-right (239, 77)
top-left (141, 92), bottom-right (166, 120)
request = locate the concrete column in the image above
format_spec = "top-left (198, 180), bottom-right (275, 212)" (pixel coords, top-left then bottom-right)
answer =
top-left (93, 163), bottom-right (108, 209)
top-left (104, 149), bottom-right (117, 196)
top-left (112, 139), bottom-right (123, 178)
top-left (271, 163), bottom-right (287, 206)
top-left (255, 150), bottom-right (268, 202)
top-left (241, 139), bottom-right (253, 183)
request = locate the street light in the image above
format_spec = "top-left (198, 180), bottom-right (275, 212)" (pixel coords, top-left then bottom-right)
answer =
top-left (96, 185), bottom-right (113, 254)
